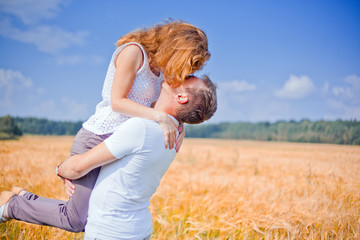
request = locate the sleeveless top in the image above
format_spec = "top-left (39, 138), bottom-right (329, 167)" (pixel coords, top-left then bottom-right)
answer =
top-left (83, 42), bottom-right (163, 135)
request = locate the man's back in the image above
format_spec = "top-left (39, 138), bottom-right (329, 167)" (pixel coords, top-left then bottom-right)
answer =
top-left (85, 117), bottom-right (177, 240)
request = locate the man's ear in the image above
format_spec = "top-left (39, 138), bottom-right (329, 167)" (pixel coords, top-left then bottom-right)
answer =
top-left (176, 93), bottom-right (189, 104)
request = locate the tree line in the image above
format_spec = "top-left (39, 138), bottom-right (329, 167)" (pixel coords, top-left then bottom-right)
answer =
top-left (0, 115), bottom-right (23, 139)
top-left (1, 115), bottom-right (359, 145)
top-left (13, 116), bottom-right (83, 135)
top-left (185, 119), bottom-right (360, 145)
top-left (0, 115), bottom-right (82, 139)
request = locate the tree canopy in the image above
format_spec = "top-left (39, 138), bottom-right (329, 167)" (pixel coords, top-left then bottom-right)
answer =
top-left (185, 119), bottom-right (360, 145)
top-left (0, 115), bottom-right (22, 139)
top-left (1, 115), bottom-right (359, 145)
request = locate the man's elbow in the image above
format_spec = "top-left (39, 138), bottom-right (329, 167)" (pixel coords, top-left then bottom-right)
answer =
top-left (60, 159), bottom-right (85, 179)
top-left (69, 165), bottom-right (84, 179)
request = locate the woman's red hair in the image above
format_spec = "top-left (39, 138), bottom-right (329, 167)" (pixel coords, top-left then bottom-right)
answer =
top-left (116, 20), bottom-right (210, 86)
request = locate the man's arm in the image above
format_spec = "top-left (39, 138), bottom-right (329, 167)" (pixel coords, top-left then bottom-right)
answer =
top-left (57, 118), bottom-right (146, 180)
top-left (57, 142), bottom-right (116, 179)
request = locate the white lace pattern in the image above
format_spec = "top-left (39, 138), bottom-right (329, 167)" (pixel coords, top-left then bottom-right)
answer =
top-left (83, 42), bottom-right (162, 135)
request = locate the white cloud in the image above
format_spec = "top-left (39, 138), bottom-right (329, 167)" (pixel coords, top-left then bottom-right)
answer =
top-left (0, 68), bottom-right (33, 89)
top-left (209, 83), bottom-right (300, 123)
top-left (0, 68), bottom-right (89, 121)
top-left (344, 74), bottom-right (360, 91)
top-left (37, 87), bottom-right (45, 94)
top-left (55, 54), bottom-right (105, 66)
top-left (219, 80), bottom-right (256, 93)
top-left (323, 82), bottom-right (329, 94)
top-left (55, 54), bottom-right (85, 65)
top-left (61, 97), bottom-right (89, 120)
top-left (0, 0), bottom-right (70, 25)
top-left (0, 20), bottom-right (89, 54)
top-left (327, 99), bottom-right (360, 120)
top-left (0, 68), bottom-right (33, 107)
top-left (0, 0), bottom-right (89, 55)
top-left (31, 97), bottom-right (89, 121)
top-left (332, 86), bottom-right (353, 98)
top-left (209, 80), bottom-right (255, 122)
top-left (325, 74), bottom-right (360, 120)
top-left (331, 75), bottom-right (360, 100)
top-left (90, 55), bottom-right (106, 66)
top-left (275, 75), bottom-right (315, 99)
top-left (330, 74), bottom-right (360, 103)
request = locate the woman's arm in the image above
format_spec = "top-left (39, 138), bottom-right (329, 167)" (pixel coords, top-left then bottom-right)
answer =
top-left (57, 142), bottom-right (116, 180)
top-left (110, 45), bottom-right (177, 148)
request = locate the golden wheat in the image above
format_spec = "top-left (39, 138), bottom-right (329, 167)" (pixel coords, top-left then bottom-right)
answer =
top-left (1, 136), bottom-right (359, 239)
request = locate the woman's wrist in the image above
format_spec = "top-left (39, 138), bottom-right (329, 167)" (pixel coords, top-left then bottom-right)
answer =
top-left (156, 111), bottom-right (168, 123)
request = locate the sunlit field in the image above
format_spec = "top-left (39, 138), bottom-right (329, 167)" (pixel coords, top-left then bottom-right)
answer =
top-left (1, 136), bottom-right (359, 239)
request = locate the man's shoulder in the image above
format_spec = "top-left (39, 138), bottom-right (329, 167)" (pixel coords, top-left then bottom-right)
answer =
top-left (127, 117), bottom-right (158, 126)
top-left (122, 117), bottom-right (161, 132)
top-left (105, 117), bottom-right (162, 155)
top-left (111, 118), bottom-right (149, 139)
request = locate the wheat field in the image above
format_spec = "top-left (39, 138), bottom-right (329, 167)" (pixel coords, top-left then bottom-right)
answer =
top-left (0, 136), bottom-right (359, 239)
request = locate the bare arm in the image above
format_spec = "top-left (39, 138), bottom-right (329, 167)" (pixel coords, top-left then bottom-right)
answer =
top-left (58, 142), bottom-right (116, 179)
top-left (110, 45), bottom-right (177, 148)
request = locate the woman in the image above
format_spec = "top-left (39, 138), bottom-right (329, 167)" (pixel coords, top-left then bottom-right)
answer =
top-left (0, 19), bottom-right (210, 232)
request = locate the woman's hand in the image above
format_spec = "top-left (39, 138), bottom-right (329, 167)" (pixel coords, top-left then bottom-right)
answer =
top-left (158, 113), bottom-right (178, 149)
top-left (175, 123), bottom-right (185, 153)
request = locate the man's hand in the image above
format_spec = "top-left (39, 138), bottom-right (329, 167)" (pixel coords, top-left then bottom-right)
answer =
top-left (57, 173), bottom-right (75, 198)
top-left (64, 178), bottom-right (75, 198)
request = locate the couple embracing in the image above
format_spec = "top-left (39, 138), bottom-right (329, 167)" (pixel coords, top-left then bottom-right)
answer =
top-left (1, 20), bottom-right (217, 240)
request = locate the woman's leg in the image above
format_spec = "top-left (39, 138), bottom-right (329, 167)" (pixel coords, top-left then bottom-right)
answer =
top-left (7, 128), bottom-right (111, 232)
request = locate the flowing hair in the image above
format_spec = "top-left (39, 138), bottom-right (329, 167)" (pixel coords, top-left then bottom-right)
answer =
top-left (116, 20), bottom-right (210, 86)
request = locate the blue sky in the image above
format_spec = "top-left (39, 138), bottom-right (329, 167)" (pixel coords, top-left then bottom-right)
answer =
top-left (0, 0), bottom-right (359, 123)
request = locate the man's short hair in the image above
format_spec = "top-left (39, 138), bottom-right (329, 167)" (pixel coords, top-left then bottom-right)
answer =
top-left (175, 75), bottom-right (217, 124)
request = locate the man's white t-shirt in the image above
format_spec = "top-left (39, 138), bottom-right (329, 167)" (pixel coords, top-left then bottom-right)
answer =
top-left (84, 116), bottom-right (178, 240)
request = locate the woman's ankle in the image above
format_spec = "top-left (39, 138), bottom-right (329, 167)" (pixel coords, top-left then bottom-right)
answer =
top-left (2, 202), bottom-right (9, 219)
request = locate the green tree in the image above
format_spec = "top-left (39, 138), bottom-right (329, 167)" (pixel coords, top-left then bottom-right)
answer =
top-left (185, 119), bottom-right (360, 145)
top-left (0, 115), bottom-right (23, 139)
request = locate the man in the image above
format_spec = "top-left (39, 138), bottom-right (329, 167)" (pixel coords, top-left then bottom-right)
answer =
top-left (1, 75), bottom-right (217, 239)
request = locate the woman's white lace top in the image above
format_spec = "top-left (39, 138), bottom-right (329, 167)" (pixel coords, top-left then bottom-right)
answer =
top-left (83, 42), bottom-right (163, 135)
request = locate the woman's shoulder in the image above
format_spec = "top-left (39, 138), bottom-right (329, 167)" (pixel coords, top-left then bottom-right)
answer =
top-left (115, 42), bottom-right (146, 56)
top-left (113, 42), bottom-right (146, 71)
top-left (118, 44), bottom-right (144, 59)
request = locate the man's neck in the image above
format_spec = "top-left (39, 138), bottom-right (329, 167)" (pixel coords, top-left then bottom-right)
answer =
top-left (167, 114), bottom-right (179, 126)
top-left (153, 98), bottom-right (180, 124)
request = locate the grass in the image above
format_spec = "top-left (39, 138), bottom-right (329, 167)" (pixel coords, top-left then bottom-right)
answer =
top-left (1, 136), bottom-right (359, 239)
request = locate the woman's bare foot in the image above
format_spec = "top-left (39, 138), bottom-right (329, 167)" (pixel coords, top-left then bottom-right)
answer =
top-left (11, 186), bottom-right (27, 196)
top-left (0, 191), bottom-right (16, 222)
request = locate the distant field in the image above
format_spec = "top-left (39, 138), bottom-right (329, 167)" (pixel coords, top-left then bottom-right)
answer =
top-left (1, 136), bottom-right (359, 239)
